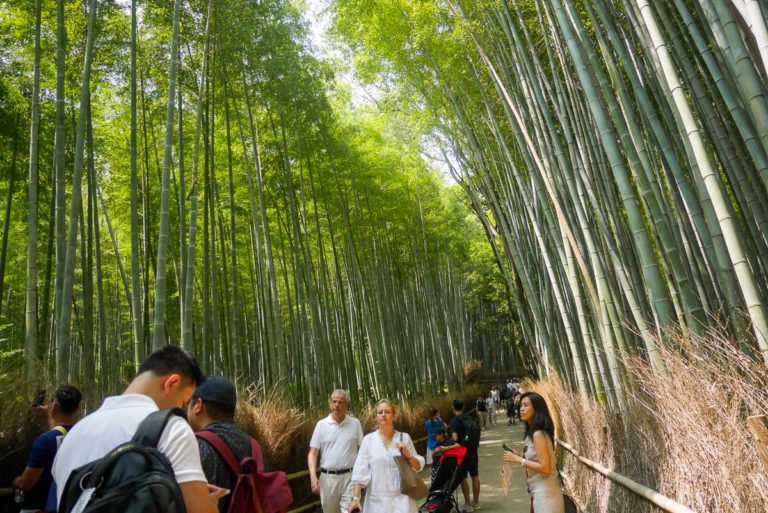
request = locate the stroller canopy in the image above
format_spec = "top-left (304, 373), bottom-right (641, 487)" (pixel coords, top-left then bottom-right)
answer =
top-left (438, 446), bottom-right (467, 466)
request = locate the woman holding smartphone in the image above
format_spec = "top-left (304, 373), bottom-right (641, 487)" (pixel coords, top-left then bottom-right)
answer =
top-left (348, 399), bottom-right (425, 513)
top-left (503, 392), bottom-right (564, 512)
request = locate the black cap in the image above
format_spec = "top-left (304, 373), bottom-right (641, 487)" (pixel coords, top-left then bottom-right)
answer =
top-left (452, 399), bottom-right (464, 410)
top-left (193, 375), bottom-right (237, 408)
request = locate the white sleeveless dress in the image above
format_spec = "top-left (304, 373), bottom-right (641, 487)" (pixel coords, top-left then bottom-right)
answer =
top-left (524, 434), bottom-right (564, 513)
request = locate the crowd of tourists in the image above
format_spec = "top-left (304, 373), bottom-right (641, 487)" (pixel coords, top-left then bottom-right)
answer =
top-left (10, 351), bottom-right (566, 513)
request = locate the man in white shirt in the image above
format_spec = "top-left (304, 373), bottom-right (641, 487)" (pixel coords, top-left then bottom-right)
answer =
top-left (52, 346), bottom-right (226, 513)
top-left (308, 389), bottom-right (364, 513)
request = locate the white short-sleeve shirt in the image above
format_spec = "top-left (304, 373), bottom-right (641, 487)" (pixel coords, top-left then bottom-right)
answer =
top-left (309, 414), bottom-right (364, 470)
top-left (52, 394), bottom-right (206, 506)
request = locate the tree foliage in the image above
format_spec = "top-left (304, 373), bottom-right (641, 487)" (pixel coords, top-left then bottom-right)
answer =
top-left (0, 0), bottom-right (516, 405)
top-left (332, 0), bottom-right (768, 405)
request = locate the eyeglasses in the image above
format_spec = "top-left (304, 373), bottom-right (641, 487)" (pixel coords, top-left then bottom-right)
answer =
top-left (182, 397), bottom-right (200, 411)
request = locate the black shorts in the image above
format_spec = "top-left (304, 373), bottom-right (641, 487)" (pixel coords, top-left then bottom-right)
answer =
top-left (463, 451), bottom-right (479, 477)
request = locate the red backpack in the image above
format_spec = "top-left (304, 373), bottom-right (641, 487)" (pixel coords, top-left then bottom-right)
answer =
top-left (196, 431), bottom-right (293, 513)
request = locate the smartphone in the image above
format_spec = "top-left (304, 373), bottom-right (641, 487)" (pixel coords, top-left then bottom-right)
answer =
top-left (502, 443), bottom-right (518, 454)
top-left (31, 389), bottom-right (46, 408)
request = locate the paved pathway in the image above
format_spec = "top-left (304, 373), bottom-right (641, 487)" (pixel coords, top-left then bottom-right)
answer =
top-left (421, 414), bottom-right (531, 513)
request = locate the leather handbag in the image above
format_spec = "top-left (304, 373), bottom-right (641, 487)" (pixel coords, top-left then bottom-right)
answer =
top-left (393, 433), bottom-right (428, 501)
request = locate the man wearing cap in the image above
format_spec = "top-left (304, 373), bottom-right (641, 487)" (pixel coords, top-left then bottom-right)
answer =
top-left (187, 375), bottom-right (264, 513)
top-left (308, 389), bottom-right (364, 513)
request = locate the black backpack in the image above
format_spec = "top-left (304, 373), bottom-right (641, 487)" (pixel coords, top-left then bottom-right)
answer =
top-left (59, 408), bottom-right (187, 513)
top-left (459, 414), bottom-right (480, 451)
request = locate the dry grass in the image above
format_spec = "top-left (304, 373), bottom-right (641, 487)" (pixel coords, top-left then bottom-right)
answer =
top-left (528, 328), bottom-right (768, 513)
top-left (235, 384), bottom-right (313, 474)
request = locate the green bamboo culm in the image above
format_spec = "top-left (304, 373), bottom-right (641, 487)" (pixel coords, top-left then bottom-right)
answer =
top-left (24, 0), bottom-right (43, 380)
top-left (151, 0), bottom-right (183, 351)
top-left (56, 0), bottom-right (98, 382)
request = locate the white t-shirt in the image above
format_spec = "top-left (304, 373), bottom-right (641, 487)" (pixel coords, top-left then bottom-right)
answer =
top-left (52, 393), bottom-right (206, 505)
top-left (309, 414), bottom-right (364, 470)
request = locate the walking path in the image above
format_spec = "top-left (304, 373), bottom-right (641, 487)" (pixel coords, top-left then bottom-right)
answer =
top-left (421, 414), bottom-right (531, 513)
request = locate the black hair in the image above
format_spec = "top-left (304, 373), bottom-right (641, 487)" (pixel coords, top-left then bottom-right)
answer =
top-left (55, 384), bottom-right (82, 414)
top-left (520, 392), bottom-right (555, 441)
top-left (196, 398), bottom-right (236, 420)
top-left (137, 346), bottom-right (205, 386)
top-left (429, 407), bottom-right (439, 418)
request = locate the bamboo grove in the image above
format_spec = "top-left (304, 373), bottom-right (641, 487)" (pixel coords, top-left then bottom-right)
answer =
top-left (0, 0), bottom-right (521, 405)
top-left (333, 0), bottom-right (768, 407)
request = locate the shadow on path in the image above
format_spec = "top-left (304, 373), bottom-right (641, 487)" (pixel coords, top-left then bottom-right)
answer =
top-left (420, 415), bottom-right (531, 513)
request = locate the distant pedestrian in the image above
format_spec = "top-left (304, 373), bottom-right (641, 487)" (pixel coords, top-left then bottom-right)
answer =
top-left (475, 397), bottom-right (488, 430)
top-left (425, 408), bottom-right (447, 465)
top-left (308, 390), bottom-right (364, 513)
top-left (486, 393), bottom-right (496, 425)
top-left (506, 396), bottom-right (516, 426)
top-left (503, 392), bottom-right (564, 513)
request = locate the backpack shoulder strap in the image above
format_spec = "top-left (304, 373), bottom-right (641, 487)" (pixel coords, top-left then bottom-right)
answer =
top-left (250, 437), bottom-right (265, 473)
top-left (53, 425), bottom-right (68, 436)
top-left (132, 407), bottom-right (186, 448)
top-left (196, 430), bottom-right (242, 475)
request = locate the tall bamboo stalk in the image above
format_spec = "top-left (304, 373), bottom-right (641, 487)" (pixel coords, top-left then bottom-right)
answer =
top-left (152, 0), bottom-right (182, 350)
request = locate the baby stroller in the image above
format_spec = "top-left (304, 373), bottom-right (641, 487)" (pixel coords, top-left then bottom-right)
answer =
top-left (419, 447), bottom-right (467, 513)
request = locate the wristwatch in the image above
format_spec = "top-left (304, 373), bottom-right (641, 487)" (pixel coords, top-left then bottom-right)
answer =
top-left (520, 458), bottom-right (526, 467)
top-left (353, 497), bottom-right (361, 501)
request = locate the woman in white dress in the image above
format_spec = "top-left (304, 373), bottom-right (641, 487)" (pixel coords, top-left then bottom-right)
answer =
top-left (348, 399), bottom-right (425, 513)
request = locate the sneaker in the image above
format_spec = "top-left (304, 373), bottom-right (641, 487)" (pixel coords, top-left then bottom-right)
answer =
top-left (464, 506), bottom-right (474, 513)
top-left (473, 504), bottom-right (482, 511)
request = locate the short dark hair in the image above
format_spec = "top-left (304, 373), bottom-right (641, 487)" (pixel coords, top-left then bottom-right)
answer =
top-left (138, 346), bottom-right (204, 386)
top-left (520, 392), bottom-right (555, 441)
top-left (197, 398), bottom-right (236, 420)
top-left (452, 399), bottom-right (464, 411)
top-left (55, 384), bottom-right (82, 414)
